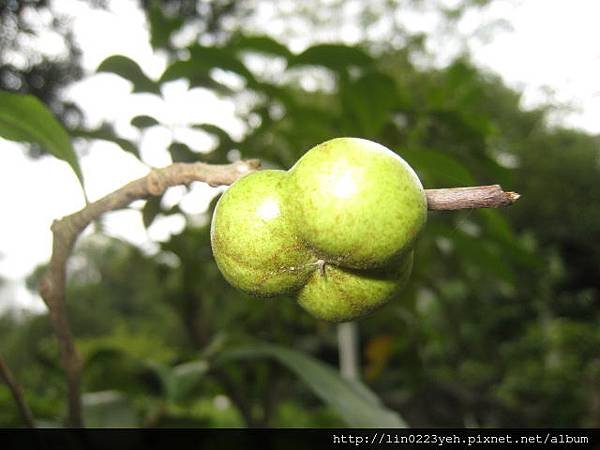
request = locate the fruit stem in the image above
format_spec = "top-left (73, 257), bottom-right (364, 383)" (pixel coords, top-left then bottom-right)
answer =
top-left (316, 259), bottom-right (326, 277)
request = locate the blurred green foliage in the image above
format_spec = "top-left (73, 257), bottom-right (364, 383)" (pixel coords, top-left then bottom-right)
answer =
top-left (1, 0), bottom-right (599, 428)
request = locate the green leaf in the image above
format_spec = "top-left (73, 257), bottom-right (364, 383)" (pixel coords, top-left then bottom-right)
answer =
top-left (230, 34), bottom-right (292, 59)
top-left (170, 360), bottom-right (209, 402)
top-left (477, 209), bottom-right (539, 269)
top-left (288, 44), bottom-right (374, 72)
top-left (219, 343), bottom-right (407, 427)
top-left (131, 115), bottom-right (160, 129)
top-left (192, 123), bottom-right (235, 147)
top-left (341, 71), bottom-right (397, 136)
top-left (142, 195), bottom-right (162, 228)
top-left (160, 61), bottom-right (213, 86)
top-left (71, 124), bottom-right (140, 158)
top-left (399, 147), bottom-right (476, 187)
top-left (169, 142), bottom-right (198, 163)
top-left (189, 45), bottom-right (256, 80)
top-left (82, 391), bottom-right (139, 427)
top-left (146, 360), bottom-right (209, 403)
top-left (97, 55), bottom-right (161, 95)
top-left (160, 45), bottom-right (256, 86)
top-left (0, 91), bottom-right (83, 185)
top-left (147, 2), bottom-right (185, 50)
top-left (450, 231), bottom-right (515, 283)
top-left (478, 208), bottom-right (513, 242)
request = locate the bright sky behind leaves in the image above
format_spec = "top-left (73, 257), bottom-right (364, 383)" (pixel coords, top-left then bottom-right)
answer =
top-left (1, 0), bottom-right (599, 312)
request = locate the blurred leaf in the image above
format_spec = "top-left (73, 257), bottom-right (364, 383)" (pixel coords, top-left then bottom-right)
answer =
top-left (84, 347), bottom-right (153, 397)
top-left (250, 82), bottom-right (297, 106)
top-left (170, 360), bottom-right (210, 402)
top-left (288, 44), bottom-right (373, 72)
top-left (451, 232), bottom-right (515, 283)
top-left (131, 115), bottom-right (160, 129)
top-left (161, 45), bottom-right (256, 85)
top-left (146, 360), bottom-right (209, 403)
top-left (220, 343), bottom-right (407, 427)
top-left (341, 71), bottom-right (397, 136)
top-left (192, 123), bottom-right (235, 148)
top-left (147, 2), bottom-right (185, 50)
top-left (71, 124), bottom-right (140, 158)
top-left (142, 195), bottom-right (162, 228)
top-left (364, 335), bottom-right (395, 381)
top-left (82, 391), bottom-right (139, 427)
top-left (169, 142), bottom-right (198, 163)
top-left (159, 61), bottom-right (213, 88)
top-left (230, 34), bottom-right (292, 59)
top-left (0, 91), bottom-right (83, 185)
top-left (399, 147), bottom-right (476, 187)
top-left (97, 55), bottom-right (160, 95)
top-left (478, 208), bottom-right (513, 242)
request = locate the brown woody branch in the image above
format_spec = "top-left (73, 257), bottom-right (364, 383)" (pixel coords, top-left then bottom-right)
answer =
top-left (38, 159), bottom-right (260, 427)
top-left (0, 354), bottom-right (36, 428)
top-left (426, 185), bottom-right (520, 210)
top-left (38, 159), bottom-right (518, 427)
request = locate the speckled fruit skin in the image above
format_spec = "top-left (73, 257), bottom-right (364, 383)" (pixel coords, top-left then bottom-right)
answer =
top-left (287, 137), bottom-right (427, 269)
top-left (297, 252), bottom-right (414, 323)
top-left (210, 170), bottom-right (315, 297)
top-left (210, 138), bottom-right (427, 322)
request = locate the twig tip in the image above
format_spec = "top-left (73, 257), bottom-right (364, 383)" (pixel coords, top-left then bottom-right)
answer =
top-left (507, 191), bottom-right (521, 203)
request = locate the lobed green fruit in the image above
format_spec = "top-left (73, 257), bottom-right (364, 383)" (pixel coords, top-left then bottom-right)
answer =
top-left (210, 138), bottom-right (427, 322)
top-left (210, 170), bottom-right (315, 297)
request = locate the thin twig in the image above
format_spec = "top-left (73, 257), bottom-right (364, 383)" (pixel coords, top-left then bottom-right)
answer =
top-left (426, 184), bottom-right (520, 210)
top-left (0, 354), bottom-right (36, 428)
top-left (38, 159), bottom-right (260, 427)
top-left (38, 159), bottom-right (518, 427)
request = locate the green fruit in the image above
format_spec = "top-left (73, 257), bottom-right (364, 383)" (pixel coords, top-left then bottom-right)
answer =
top-left (297, 252), bottom-right (414, 322)
top-left (287, 137), bottom-right (427, 269)
top-left (210, 170), bottom-right (315, 297)
top-left (210, 137), bottom-right (427, 322)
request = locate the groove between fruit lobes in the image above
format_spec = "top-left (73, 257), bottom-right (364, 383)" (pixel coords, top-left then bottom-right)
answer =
top-left (210, 138), bottom-right (427, 321)
top-left (297, 252), bottom-right (414, 322)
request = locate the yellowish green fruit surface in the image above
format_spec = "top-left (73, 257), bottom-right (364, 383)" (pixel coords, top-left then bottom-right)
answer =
top-left (210, 170), bottom-right (315, 297)
top-left (287, 137), bottom-right (427, 269)
top-left (210, 138), bottom-right (427, 321)
top-left (297, 252), bottom-right (414, 322)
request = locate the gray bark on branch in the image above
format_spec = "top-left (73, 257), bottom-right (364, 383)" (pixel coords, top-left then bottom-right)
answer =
top-left (0, 354), bottom-right (36, 428)
top-left (426, 185), bottom-right (520, 210)
top-left (38, 158), bottom-right (519, 427)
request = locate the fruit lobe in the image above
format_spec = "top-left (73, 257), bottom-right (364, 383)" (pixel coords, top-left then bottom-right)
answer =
top-left (286, 137), bottom-right (427, 269)
top-left (210, 170), bottom-right (314, 297)
top-left (297, 252), bottom-right (414, 322)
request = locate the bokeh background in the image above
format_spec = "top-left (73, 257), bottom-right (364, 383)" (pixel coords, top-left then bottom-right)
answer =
top-left (1, 0), bottom-right (599, 427)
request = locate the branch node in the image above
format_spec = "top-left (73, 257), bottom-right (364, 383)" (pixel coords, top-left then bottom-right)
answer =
top-left (243, 159), bottom-right (261, 171)
top-left (50, 219), bottom-right (61, 233)
top-left (39, 276), bottom-right (52, 303)
top-left (147, 169), bottom-right (167, 196)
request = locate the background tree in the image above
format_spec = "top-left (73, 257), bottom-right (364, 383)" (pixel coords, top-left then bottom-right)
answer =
top-left (0, 0), bottom-right (598, 428)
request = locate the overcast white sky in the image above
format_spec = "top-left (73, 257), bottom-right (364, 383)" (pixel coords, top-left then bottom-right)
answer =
top-left (1, 0), bottom-right (599, 313)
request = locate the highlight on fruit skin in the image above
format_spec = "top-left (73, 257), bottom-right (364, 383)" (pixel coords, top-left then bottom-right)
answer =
top-left (210, 137), bottom-right (427, 322)
top-left (210, 170), bottom-right (315, 297)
